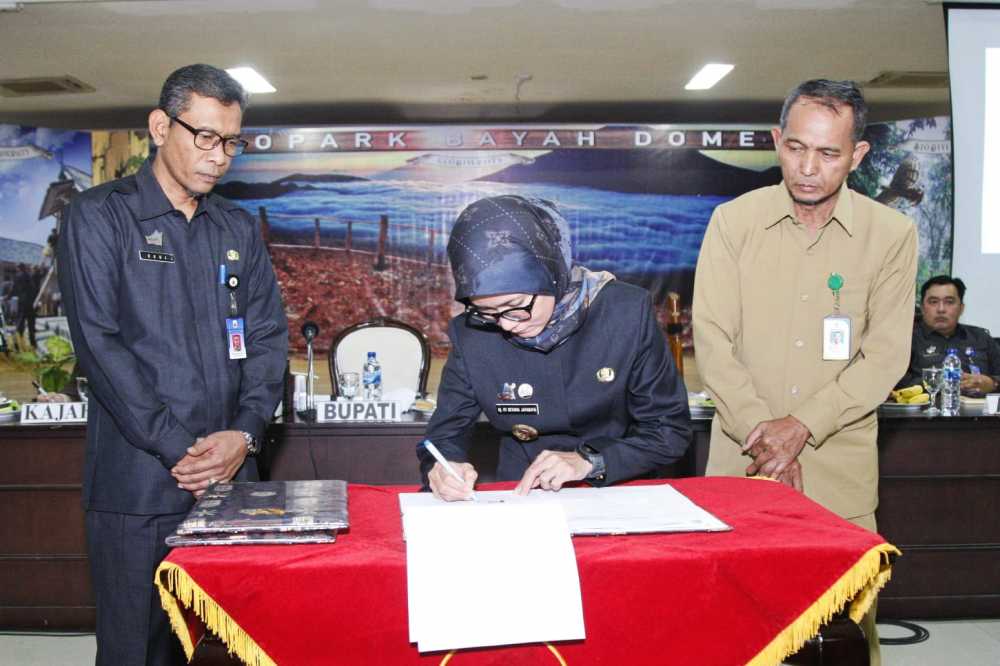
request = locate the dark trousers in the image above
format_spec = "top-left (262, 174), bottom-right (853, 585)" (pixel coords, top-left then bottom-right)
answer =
top-left (15, 305), bottom-right (36, 347)
top-left (86, 510), bottom-right (188, 666)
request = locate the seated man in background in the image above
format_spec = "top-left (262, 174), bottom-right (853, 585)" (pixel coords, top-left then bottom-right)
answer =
top-left (897, 275), bottom-right (1000, 395)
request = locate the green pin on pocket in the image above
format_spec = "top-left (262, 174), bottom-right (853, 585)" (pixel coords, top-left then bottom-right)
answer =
top-left (827, 273), bottom-right (844, 313)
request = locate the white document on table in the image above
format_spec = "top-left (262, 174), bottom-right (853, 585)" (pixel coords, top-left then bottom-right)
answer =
top-left (404, 501), bottom-right (585, 652)
top-left (399, 484), bottom-right (730, 537)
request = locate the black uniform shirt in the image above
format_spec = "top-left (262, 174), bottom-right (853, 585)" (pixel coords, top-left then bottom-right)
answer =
top-left (419, 281), bottom-right (691, 487)
top-left (58, 160), bottom-right (288, 514)
top-left (897, 320), bottom-right (1000, 392)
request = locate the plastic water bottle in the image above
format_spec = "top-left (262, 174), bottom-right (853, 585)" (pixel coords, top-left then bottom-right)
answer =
top-left (941, 348), bottom-right (962, 417)
top-left (362, 351), bottom-right (382, 401)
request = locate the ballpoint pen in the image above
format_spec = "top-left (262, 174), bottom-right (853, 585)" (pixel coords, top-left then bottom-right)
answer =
top-left (422, 439), bottom-right (476, 501)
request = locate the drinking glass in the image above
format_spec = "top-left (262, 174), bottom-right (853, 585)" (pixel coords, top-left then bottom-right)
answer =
top-left (921, 367), bottom-right (942, 417)
top-left (76, 376), bottom-right (89, 403)
top-left (338, 372), bottom-right (360, 400)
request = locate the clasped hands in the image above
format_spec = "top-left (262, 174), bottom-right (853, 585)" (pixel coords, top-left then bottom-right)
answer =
top-left (741, 416), bottom-right (809, 492)
top-left (428, 449), bottom-right (593, 502)
top-left (961, 372), bottom-right (996, 395)
top-left (171, 430), bottom-right (248, 497)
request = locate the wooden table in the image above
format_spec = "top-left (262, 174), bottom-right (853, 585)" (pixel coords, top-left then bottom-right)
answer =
top-left (2, 411), bottom-right (998, 629)
top-left (160, 479), bottom-right (883, 666)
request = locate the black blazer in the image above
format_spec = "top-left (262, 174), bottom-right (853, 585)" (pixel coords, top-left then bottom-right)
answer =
top-left (420, 281), bottom-right (691, 486)
top-left (58, 163), bottom-right (288, 514)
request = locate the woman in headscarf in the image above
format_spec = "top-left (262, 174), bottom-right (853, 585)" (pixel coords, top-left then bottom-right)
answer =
top-left (420, 195), bottom-right (691, 501)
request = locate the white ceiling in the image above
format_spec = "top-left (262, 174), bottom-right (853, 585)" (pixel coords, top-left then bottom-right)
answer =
top-left (0, 0), bottom-right (958, 129)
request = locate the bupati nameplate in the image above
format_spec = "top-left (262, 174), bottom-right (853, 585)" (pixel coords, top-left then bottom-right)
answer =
top-left (20, 402), bottom-right (88, 424)
top-left (317, 400), bottom-right (403, 422)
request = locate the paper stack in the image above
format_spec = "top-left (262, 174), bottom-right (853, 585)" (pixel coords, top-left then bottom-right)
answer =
top-left (403, 500), bottom-right (585, 652)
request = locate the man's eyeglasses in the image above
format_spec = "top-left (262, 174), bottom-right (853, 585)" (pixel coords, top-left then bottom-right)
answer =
top-left (465, 295), bottom-right (537, 326)
top-left (168, 115), bottom-right (249, 157)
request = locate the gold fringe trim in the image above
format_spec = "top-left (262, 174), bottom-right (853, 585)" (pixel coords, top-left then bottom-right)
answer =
top-left (746, 542), bottom-right (899, 666)
top-left (153, 529), bottom-right (892, 666)
top-left (155, 560), bottom-right (277, 666)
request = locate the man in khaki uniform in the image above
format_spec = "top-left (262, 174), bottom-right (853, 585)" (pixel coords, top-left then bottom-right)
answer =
top-left (693, 79), bottom-right (918, 665)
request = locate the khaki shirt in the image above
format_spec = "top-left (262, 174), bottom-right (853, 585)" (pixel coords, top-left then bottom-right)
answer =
top-left (693, 183), bottom-right (918, 518)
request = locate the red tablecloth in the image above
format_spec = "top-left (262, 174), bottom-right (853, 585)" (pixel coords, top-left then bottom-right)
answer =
top-left (157, 478), bottom-right (895, 666)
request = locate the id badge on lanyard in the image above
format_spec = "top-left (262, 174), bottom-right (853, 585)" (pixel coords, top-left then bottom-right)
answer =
top-left (822, 272), bottom-right (851, 361)
top-left (226, 317), bottom-right (247, 360)
top-left (221, 264), bottom-right (246, 360)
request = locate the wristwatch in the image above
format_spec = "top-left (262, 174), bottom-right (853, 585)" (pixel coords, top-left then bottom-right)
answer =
top-left (240, 431), bottom-right (261, 456)
top-left (576, 442), bottom-right (606, 482)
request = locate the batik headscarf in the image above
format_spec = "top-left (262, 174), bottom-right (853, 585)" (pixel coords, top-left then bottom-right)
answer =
top-left (448, 195), bottom-right (615, 352)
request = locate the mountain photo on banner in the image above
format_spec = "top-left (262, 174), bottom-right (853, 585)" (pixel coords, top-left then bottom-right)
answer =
top-left (219, 127), bottom-right (782, 355)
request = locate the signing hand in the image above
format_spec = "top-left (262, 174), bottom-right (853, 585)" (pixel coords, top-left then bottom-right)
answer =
top-left (514, 450), bottom-right (592, 496)
top-left (961, 372), bottom-right (996, 395)
top-left (171, 430), bottom-right (247, 497)
top-left (743, 416), bottom-right (810, 480)
top-left (428, 461), bottom-right (478, 502)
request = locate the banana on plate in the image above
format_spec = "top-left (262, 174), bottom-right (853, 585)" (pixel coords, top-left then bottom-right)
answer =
top-left (891, 385), bottom-right (925, 403)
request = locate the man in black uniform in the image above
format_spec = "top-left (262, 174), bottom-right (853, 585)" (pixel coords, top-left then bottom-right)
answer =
top-left (58, 64), bottom-right (288, 665)
top-left (897, 275), bottom-right (1000, 395)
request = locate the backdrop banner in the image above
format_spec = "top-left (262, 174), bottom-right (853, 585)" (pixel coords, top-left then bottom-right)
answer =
top-left (849, 116), bottom-right (952, 287)
top-left (0, 124), bottom-right (90, 375)
top-left (0, 118), bottom-right (954, 400)
top-left (222, 124), bottom-right (782, 354)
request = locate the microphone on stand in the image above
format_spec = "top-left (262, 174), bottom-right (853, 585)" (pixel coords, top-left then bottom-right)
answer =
top-left (301, 321), bottom-right (320, 420)
top-left (301, 321), bottom-right (319, 343)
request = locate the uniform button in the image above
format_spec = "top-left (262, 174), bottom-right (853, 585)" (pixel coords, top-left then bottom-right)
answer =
top-left (790, 385), bottom-right (800, 396)
top-left (795, 339), bottom-right (804, 348)
top-left (800, 294), bottom-right (809, 301)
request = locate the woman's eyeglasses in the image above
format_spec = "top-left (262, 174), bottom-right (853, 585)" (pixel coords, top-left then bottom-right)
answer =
top-left (465, 294), bottom-right (537, 326)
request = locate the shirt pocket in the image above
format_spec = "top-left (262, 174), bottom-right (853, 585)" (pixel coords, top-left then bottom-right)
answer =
top-left (831, 273), bottom-right (872, 360)
top-left (837, 274), bottom-right (873, 332)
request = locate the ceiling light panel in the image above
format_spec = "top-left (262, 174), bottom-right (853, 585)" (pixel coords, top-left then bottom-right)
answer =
top-left (226, 67), bottom-right (276, 94)
top-left (685, 64), bottom-right (735, 91)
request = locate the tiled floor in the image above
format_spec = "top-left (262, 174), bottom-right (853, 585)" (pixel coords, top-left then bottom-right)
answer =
top-left (0, 632), bottom-right (95, 665)
top-left (2, 619), bottom-right (998, 665)
top-left (880, 619), bottom-right (1000, 665)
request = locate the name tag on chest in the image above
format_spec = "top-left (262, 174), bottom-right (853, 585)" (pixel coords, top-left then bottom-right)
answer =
top-left (496, 403), bottom-right (540, 415)
top-left (139, 250), bottom-right (175, 263)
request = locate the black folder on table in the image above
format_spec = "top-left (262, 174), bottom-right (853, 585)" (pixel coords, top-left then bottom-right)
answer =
top-left (166, 479), bottom-right (349, 547)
